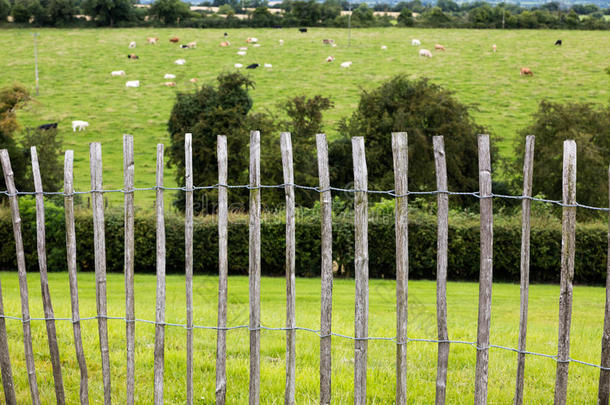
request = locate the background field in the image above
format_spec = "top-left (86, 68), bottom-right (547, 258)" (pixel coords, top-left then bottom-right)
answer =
top-left (0, 272), bottom-right (608, 403)
top-left (1, 28), bottom-right (609, 205)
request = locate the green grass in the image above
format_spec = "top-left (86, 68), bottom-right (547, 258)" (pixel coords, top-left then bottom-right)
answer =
top-left (1, 28), bottom-right (609, 205)
top-left (0, 272), bottom-right (607, 403)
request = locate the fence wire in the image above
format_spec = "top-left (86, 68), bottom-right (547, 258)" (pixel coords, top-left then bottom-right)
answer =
top-left (0, 314), bottom-right (607, 371)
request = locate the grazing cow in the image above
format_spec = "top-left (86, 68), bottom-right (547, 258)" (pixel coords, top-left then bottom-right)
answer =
top-left (111, 70), bottom-right (126, 77)
top-left (146, 37), bottom-right (159, 44)
top-left (180, 45), bottom-right (189, 49)
top-left (37, 123), bottom-right (57, 130)
top-left (279, 39), bottom-right (284, 45)
top-left (127, 54), bottom-right (139, 59)
top-left (246, 63), bottom-right (259, 69)
top-left (322, 39), bottom-right (334, 45)
top-left (412, 39), bottom-right (421, 46)
top-left (237, 51), bottom-right (246, 56)
top-left (435, 44), bottom-right (446, 51)
top-left (492, 44), bottom-right (497, 52)
top-left (326, 56), bottom-right (335, 62)
top-left (381, 45), bottom-right (387, 50)
top-left (520, 67), bottom-right (533, 76)
top-left (164, 73), bottom-right (176, 79)
top-left (264, 63), bottom-right (272, 68)
top-left (189, 78), bottom-right (198, 83)
top-left (187, 41), bottom-right (197, 48)
top-left (174, 59), bottom-right (186, 65)
top-left (340, 61), bottom-right (352, 68)
top-left (72, 120), bottom-right (89, 132)
top-left (246, 37), bottom-right (258, 43)
top-left (164, 82), bottom-right (176, 87)
top-left (169, 37), bottom-right (179, 43)
top-left (125, 80), bottom-right (140, 88)
top-left (419, 49), bottom-right (432, 58)
top-left (555, 39), bottom-right (562, 46)
top-left (234, 63), bottom-right (243, 68)
top-left (224, 32), bottom-right (228, 37)
top-left (220, 41), bottom-right (230, 47)
top-left (128, 41), bottom-right (136, 49)
top-left (299, 28), bottom-right (307, 33)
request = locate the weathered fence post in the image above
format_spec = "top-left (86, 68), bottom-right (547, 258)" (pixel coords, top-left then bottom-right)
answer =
top-left (249, 131), bottom-right (261, 405)
top-left (433, 136), bottom-right (449, 405)
top-left (123, 135), bottom-right (135, 405)
top-left (31, 146), bottom-right (65, 405)
top-left (185, 133), bottom-right (194, 405)
top-left (554, 140), bottom-right (577, 405)
top-left (281, 132), bottom-right (296, 405)
top-left (0, 280), bottom-right (17, 405)
top-left (89, 142), bottom-right (111, 405)
top-left (153, 144), bottom-right (166, 405)
top-left (474, 134), bottom-right (493, 405)
top-left (0, 148), bottom-right (41, 405)
top-left (316, 133), bottom-right (333, 405)
top-left (599, 165), bottom-right (610, 405)
top-left (352, 137), bottom-right (368, 405)
top-left (64, 150), bottom-right (89, 405)
top-left (216, 135), bottom-right (228, 404)
top-left (514, 135), bottom-right (535, 405)
top-left (392, 132), bottom-right (408, 405)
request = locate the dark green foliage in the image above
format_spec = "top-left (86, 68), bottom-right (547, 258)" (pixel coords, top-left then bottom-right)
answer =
top-left (148, 0), bottom-right (191, 25)
top-left (0, 0), bottom-right (10, 22)
top-left (335, 75), bottom-right (491, 203)
top-left (47, 0), bottom-right (76, 25)
top-left (21, 127), bottom-right (63, 192)
top-left (81, 0), bottom-right (133, 26)
top-left (0, 84), bottom-right (30, 192)
top-left (397, 7), bottom-right (414, 26)
top-left (11, 0), bottom-right (44, 23)
top-left (515, 100), bottom-right (610, 211)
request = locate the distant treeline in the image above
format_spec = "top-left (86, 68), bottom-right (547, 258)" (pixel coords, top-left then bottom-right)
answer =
top-left (0, 0), bottom-right (609, 29)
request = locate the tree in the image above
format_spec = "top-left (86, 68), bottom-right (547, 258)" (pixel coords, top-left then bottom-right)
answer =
top-left (0, 84), bottom-right (30, 191)
top-left (82, 0), bottom-right (133, 26)
top-left (332, 76), bottom-right (491, 201)
top-left (397, 7), bottom-right (414, 26)
top-left (47, 0), bottom-right (76, 25)
top-left (11, 0), bottom-right (45, 23)
top-left (514, 100), bottom-right (610, 211)
top-left (149, 0), bottom-right (190, 24)
top-left (0, 0), bottom-right (10, 22)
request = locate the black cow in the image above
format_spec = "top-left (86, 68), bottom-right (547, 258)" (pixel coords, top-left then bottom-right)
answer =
top-left (246, 63), bottom-right (259, 69)
top-left (555, 39), bottom-right (562, 46)
top-left (127, 54), bottom-right (139, 59)
top-left (180, 44), bottom-right (189, 48)
top-left (299, 28), bottom-right (307, 33)
top-left (37, 122), bottom-right (58, 130)
top-left (224, 32), bottom-right (228, 37)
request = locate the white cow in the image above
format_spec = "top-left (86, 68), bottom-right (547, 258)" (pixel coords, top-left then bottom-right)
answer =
top-left (234, 63), bottom-right (243, 68)
top-left (174, 59), bottom-right (186, 65)
top-left (164, 73), bottom-right (176, 79)
top-left (253, 43), bottom-right (261, 47)
top-left (111, 70), bottom-right (126, 77)
top-left (279, 39), bottom-right (284, 45)
top-left (412, 39), bottom-right (421, 46)
top-left (419, 49), bottom-right (432, 58)
top-left (381, 45), bottom-right (387, 50)
top-left (326, 56), bottom-right (335, 62)
top-left (237, 51), bottom-right (246, 56)
top-left (125, 80), bottom-right (140, 88)
top-left (128, 41), bottom-right (136, 48)
top-left (340, 61), bottom-right (352, 68)
top-left (72, 120), bottom-right (89, 132)
top-left (264, 63), bottom-right (272, 68)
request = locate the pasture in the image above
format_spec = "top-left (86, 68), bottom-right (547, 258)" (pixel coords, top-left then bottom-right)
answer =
top-left (0, 272), bottom-right (607, 403)
top-left (1, 28), bottom-right (609, 204)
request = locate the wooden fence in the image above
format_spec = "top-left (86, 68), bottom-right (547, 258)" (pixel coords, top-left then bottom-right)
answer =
top-left (0, 132), bottom-right (609, 404)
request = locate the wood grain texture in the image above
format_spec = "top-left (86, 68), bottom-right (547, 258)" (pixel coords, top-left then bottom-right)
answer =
top-left (316, 133), bottom-right (333, 405)
top-left (185, 134), bottom-right (194, 405)
top-left (64, 150), bottom-right (89, 405)
top-left (89, 143), bottom-right (112, 405)
top-left (153, 144), bottom-right (167, 405)
top-left (392, 132), bottom-right (408, 405)
top-left (554, 140), bottom-right (577, 405)
top-left (0, 280), bottom-right (17, 405)
top-left (433, 136), bottom-right (449, 405)
top-left (0, 148), bottom-right (41, 405)
top-left (249, 131), bottom-right (261, 405)
top-left (474, 134), bottom-right (493, 405)
top-left (281, 132), bottom-right (296, 405)
top-left (123, 135), bottom-right (135, 405)
top-left (514, 135), bottom-right (534, 405)
top-left (352, 137), bottom-right (369, 405)
top-left (216, 135), bottom-right (228, 405)
top-left (31, 147), bottom-right (65, 405)
top-left (599, 165), bottom-right (610, 405)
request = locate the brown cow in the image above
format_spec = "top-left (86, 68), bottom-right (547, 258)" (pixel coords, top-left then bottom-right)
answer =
top-left (164, 82), bottom-right (176, 87)
top-left (520, 67), bottom-right (534, 76)
top-left (219, 41), bottom-right (230, 47)
top-left (322, 39), bottom-right (334, 45)
top-left (434, 44), bottom-right (446, 51)
top-left (146, 37), bottom-right (159, 44)
top-left (169, 37), bottom-right (179, 43)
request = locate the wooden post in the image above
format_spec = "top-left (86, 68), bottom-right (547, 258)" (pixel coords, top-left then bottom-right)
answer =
top-left (599, 165), bottom-right (610, 405)
top-left (0, 149), bottom-right (41, 405)
top-left (216, 135), bottom-right (229, 405)
top-left (153, 144), bottom-right (166, 405)
top-left (514, 136), bottom-right (535, 405)
top-left (89, 142), bottom-right (111, 405)
top-left (123, 136), bottom-right (135, 405)
top-left (352, 137), bottom-right (368, 405)
top-left (281, 132), bottom-right (296, 405)
top-left (0, 280), bottom-right (17, 405)
top-left (474, 134), bottom-right (493, 405)
top-left (185, 134), bottom-right (194, 405)
top-left (64, 150), bottom-right (89, 405)
top-left (249, 131), bottom-right (261, 405)
top-left (433, 136), bottom-right (449, 405)
top-left (317, 133), bottom-right (333, 405)
top-left (31, 147), bottom-right (65, 405)
top-left (392, 132), bottom-right (408, 405)
top-left (554, 140), bottom-right (577, 405)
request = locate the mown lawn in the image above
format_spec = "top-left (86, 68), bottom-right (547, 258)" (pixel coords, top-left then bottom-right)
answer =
top-left (0, 272), bottom-right (607, 403)
top-left (1, 28), bottom-right (609, 205)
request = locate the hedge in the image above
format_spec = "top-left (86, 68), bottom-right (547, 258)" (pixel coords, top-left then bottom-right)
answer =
top-left (0, 201), bottom-right (608, 284)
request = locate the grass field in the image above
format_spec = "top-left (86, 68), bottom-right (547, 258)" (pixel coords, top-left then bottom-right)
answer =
top-left (1, 28), bottom-right (609, 205)
top-left (0, 272), bottom-right (608, 403)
